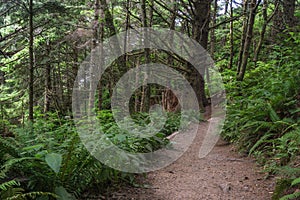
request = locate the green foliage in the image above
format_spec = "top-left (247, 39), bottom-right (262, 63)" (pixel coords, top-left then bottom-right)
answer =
top-left (0, 167), bottom-right (56, 200)
top-left (45, 153), bottom-right (63, 174)
top-left (222, 31), bottom-right (300, 198)
top-left (272, 179), bottom-right (293, 200)
top-left (272, 177), bottom-right (300, 200)
top-left (97, 110), bottom-right (195, 153)
top-left (0, 112), bottom-right (134, 199)
top-left (0, 109), bottom-right (190, 198)
top-left (0, 0), bottom-right (299, 198)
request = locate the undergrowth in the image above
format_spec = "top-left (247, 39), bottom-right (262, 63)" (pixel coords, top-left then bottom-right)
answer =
top-left (222, 32), bottom-right (300, 199)
top-left (0, 109), bottom-right (190, 199)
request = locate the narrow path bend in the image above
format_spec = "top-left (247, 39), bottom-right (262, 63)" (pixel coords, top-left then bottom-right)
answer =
top-left (109, 118), bottom-right (275, 200)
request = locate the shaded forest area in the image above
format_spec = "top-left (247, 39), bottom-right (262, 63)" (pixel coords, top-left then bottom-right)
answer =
top-left (0, 0), bottom-right (299, 199)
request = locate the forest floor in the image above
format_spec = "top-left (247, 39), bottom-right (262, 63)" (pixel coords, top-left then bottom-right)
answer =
top-left (93, 109), bottom-right (276, 200)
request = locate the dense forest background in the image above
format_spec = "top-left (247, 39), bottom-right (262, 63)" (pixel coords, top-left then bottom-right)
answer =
top-left (0, 0), bottom-right (299, 199)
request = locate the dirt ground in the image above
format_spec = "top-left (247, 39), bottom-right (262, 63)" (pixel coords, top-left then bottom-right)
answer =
top-left (101, 119), bottom-right (276, 200)
top-left (87, 109), bottom-right (275, 200)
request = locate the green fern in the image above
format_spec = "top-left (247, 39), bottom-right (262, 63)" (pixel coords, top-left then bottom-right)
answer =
top-left (5, 191), bottom-right (57, 200)
top-left (0, 137), bottom-right (19, 162)
top-left (280, 191), bottom-right (300, 200)
top-left (0, 157), bottom-right (40, 178)
top-left (1, 187), bottom-right (24, 200)
top-left (268, 103), bottom-right (281, 122)
top-left (291, 177), bottom-right (300, 186)
top-left (0, 180), bottom-right (20, 191)
top-left (279, 177), bottom-right (300, 200)
top-left (249, 133), bottom-right (273, 155)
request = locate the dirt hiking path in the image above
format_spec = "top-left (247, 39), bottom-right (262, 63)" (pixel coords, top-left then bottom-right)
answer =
top-left (107, 114), bottom-right (275, 199)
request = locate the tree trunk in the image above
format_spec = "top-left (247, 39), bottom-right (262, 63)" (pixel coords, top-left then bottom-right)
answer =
top-left (271, 0), bottom-right (296, 41)
top-left (228, 0), bottom-right (234, 69)
top-left (210, 0), bottom-right (217, 59)
top-left (163, 0), bottom-right (178, 112)
top-left (192, 0), bottom-right (211, 49)
top-left (237, 0), bottom-right (261, 81)
top-left (0, 70), bottom-right (4, 85)
top-left (224, 0), bottom-right (229, 15)
top-left (149, 0), bottom-right (154, 27)
top-left (100, 0), bottom-right (117, 37)
top-left (190, 0), bottom-right (212, 110)
top-left (140, 0), bottom-right (151, 112)
top-left (282, 0), bottom-right (296, 28)
top-left (237, 0), bottom-right (249, 74)
top-left (72, 44), bottom-right (80, 117)
top-left (134, 58), bottom-right (141, 112)
top-left (253, 0), bottom-right (278, 64)
top-left (97, 0), bottom-right (105, 111)
top-left (89, 0), bottom-right (100, 114)
top-left (44, 41), bottom-right (51, 114)
top-left (29, 0), bottom-right (34, 121)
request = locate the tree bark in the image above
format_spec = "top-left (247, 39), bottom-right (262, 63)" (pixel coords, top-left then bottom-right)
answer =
top-left (228, 0), bottom-right (234, 69)
top-left (282, 0), bottom-right (296, 28)
top-left (237, 0), bottom-right (261, 81)
top-left (97, 0), bottom-right (105, 111)
top-left (192, 0), bottom-right (211, 49)
top-left (89, 0), bottom-right (100, 114)
top-left (190, 0), bottom-right (212, 110)
top-left (210, 0), bottom-right (217, 59)
top-left (271, 0), bottom-right (296, 41)
top-left (29, 0), bottom-right (34, 121)
top-left (253, 1), bottom-right (278, 64)
top-left (163, 0), bottom-right (178, 112)
top-left (44, 41), bottom-right (51, 114)
top-left (140, 0), bottom-right (151, 112)
top-left (0, 70), bottom-right (4, 85)
top-left (237, 0), bottom-right (249, 75)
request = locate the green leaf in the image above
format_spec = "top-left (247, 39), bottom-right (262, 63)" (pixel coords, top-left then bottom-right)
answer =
top-left (268, 103), bottom-right (280, 122)
top-left (291, 177), bottom-right (300, 186)
top-left (280, 191), bottom-right (300, 200)
top-left (249, 133), bottom-right (273, 155)
top-left (290, 108), bottom-right (300, 115)
top-left (22, 144), bottom-right (44, 152)
top-left (45, 153), bottom-right (62, 173)
top-left (54, 186), bottom-right (75, 200)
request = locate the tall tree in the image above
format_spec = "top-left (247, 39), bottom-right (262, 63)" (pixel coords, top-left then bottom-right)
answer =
top-left (210, 0), bottom-right (218, 59)
top-left (237, 0), bottom-right (249, 75)
top-left (253, 0), bottom-right (278, 64)
top-left (228, 0), bottom-right (234, 69)
top-left (191, 0), bottom-right (212, 110)
top-left (140, 0), bottom-right (151, 112)
top-left (282, 0), bottom-right (297, 28)
top-left (88, 0), bottom-right (100, 114)
top-left (272, 0), bottom-right (297, 41)
top-left (237, 0), bottom-right (261, 81)
top-left (44, 41), bottom-right (51, 114)
top-left (29, 0), bottom-right (34, 121)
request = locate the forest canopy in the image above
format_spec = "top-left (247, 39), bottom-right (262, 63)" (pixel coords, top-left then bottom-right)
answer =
top-left (0, 0), bottom-right (299, 199)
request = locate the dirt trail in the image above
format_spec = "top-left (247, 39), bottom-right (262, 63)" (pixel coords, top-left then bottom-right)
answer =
top-left (108, 118), bottom-right (275, 199)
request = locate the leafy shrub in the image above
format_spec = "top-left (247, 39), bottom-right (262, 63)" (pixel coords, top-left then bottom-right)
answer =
top-left (221, 32), bottom-right (300, 198)
top-left (0, 109), bottom-right (194, 199)
top-left (97, 110), bottom-right (197, 153)
top-left (0, 112), bottom-right (134, 199)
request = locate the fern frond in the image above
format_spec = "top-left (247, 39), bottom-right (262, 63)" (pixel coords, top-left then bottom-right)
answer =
top-left (5, 191), bottom-right (57, 200)
top-left (249, 133), bottom-right (273, 155)
top-left (0, 180), bottom-right (20, 191)
top-left (0, 137), bottom-right (19, 159)
top-left (280, 191), bottom-right (300, 200)
top-left (268, 103), bottom-right (280, 122)
top-left (0, 157), bottom-right (40, 178)
top-left (291, 177), bottom-right (300, 186)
